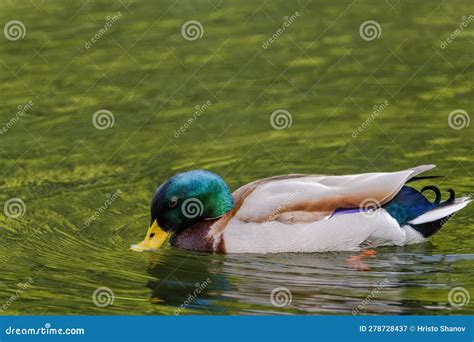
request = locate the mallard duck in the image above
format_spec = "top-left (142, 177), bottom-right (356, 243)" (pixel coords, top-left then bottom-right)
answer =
top-left (130, 165), bottom-right (471, 253)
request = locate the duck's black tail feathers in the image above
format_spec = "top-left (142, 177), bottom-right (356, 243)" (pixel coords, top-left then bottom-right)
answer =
top-left (406, 175), bottom-right (443, 183)
top-left (407, 195), bottom-right (471, 237)
top-left (409, 215), bottom-right (453, 238)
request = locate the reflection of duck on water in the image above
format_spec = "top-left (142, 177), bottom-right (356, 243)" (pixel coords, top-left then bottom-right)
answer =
top-left (145, 251), bottom-right (229, 314)
top-left (219, 250), bottom-right (449, 315)
top-left (145, 246), bottom-right (466, 315)
top-left (132, 165), bottom-right (470, 254)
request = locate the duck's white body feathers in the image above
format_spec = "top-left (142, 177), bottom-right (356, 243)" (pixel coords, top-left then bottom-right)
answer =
top-left (223, 209), bottom-right (427, 253)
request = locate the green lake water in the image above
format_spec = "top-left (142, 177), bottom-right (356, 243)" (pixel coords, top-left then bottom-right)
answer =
top-left (0, 0), bottom-right (473, 315)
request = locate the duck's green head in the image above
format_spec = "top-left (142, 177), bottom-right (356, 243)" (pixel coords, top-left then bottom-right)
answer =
top-left (131, 170), bottom-right (234, 251)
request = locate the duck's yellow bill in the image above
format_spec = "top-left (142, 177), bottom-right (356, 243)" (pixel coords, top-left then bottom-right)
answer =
top-left (129, 220), bottom-right (170, 252)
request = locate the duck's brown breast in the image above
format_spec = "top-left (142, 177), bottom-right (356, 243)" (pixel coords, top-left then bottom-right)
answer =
top-left (170, 218), bottom-right (226, 253)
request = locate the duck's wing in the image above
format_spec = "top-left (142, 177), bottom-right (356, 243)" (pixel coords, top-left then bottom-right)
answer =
top-left (233, 165), bottom-right (436, 223)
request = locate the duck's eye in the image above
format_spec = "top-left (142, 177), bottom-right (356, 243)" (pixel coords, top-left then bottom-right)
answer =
top-left (169, 197), bottom-right (178, 208)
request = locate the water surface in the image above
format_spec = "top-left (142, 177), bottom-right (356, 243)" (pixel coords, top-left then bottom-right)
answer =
top-left (0, 0), bottom-right (472, 315)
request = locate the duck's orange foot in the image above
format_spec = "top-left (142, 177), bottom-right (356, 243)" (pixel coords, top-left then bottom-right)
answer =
top-left (345, 256), bottom-right (369, 271)
top-left (361, 249), bottom-right (377, 257)
top-left (345, 249), bottom-right (377, 271)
